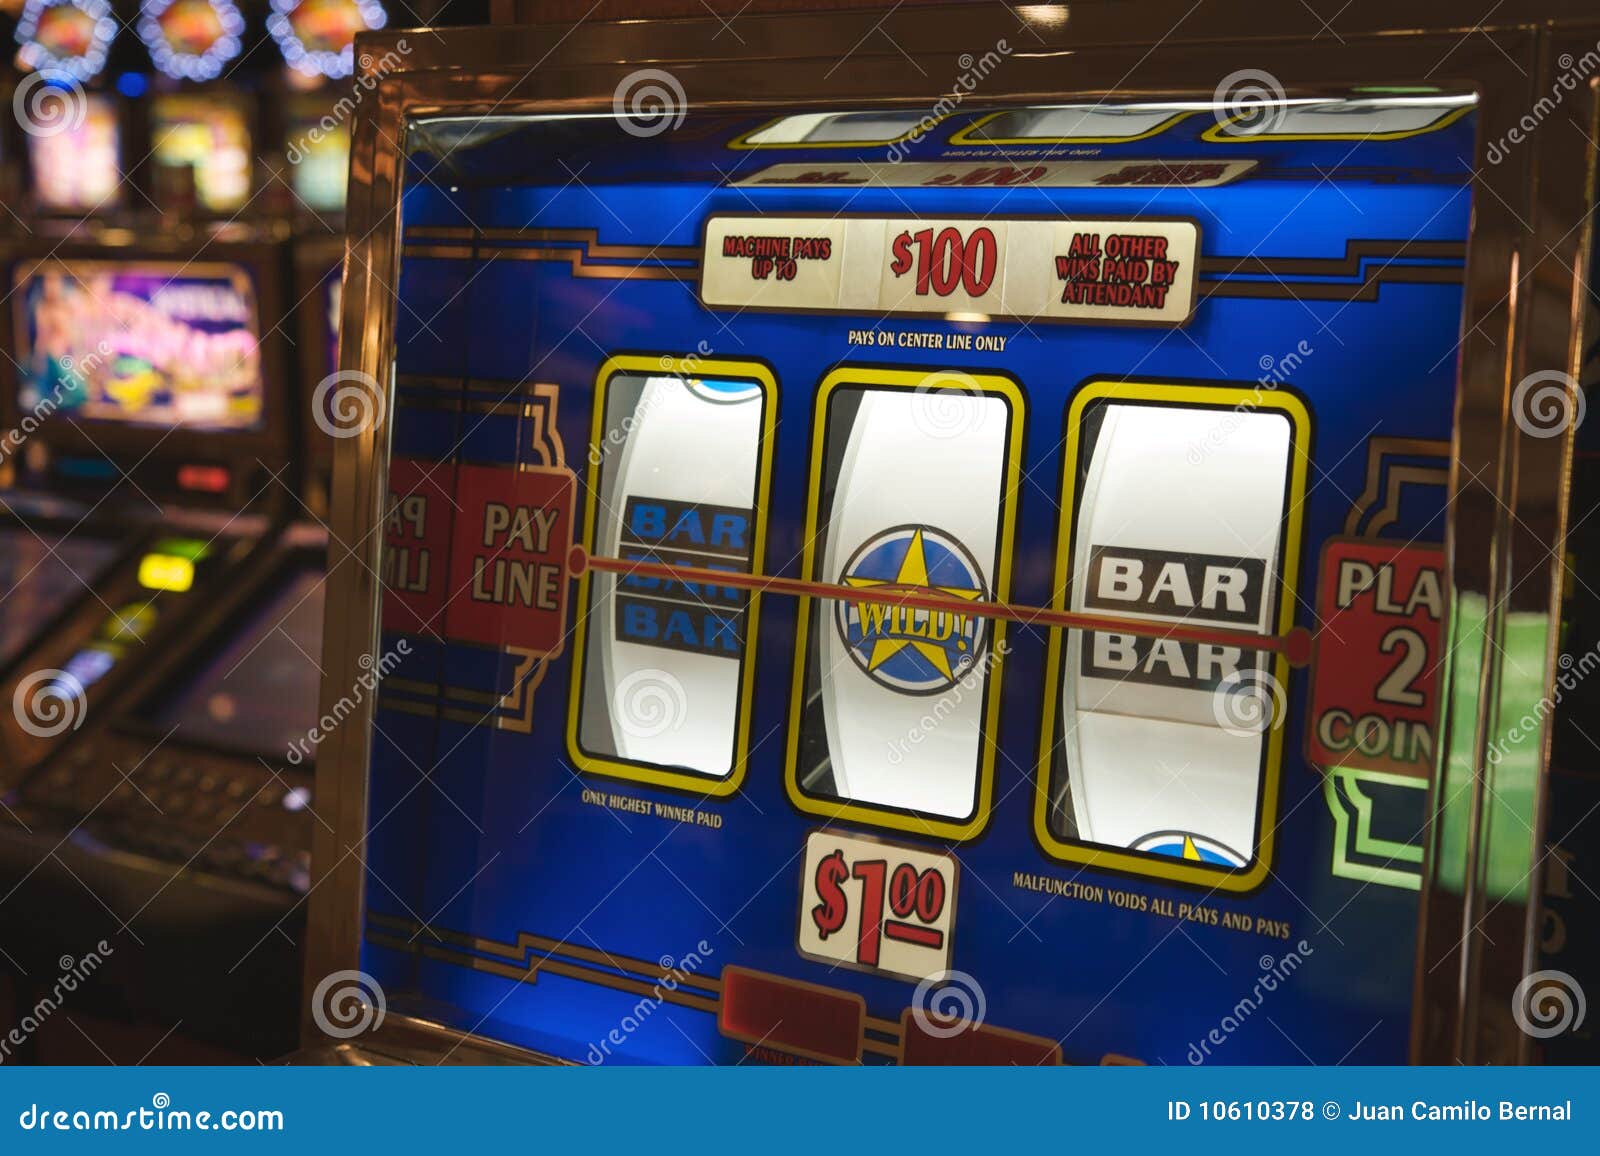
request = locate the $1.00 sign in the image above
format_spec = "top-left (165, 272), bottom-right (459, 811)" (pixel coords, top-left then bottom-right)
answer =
top-left (798, 830), bottom-right (957, 982)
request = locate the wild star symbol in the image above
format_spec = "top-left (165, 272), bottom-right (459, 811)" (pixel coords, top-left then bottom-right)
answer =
top-left (843, 529), bottom-right (983, 681)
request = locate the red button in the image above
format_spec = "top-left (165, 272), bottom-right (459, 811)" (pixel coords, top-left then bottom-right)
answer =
top-left (719, 967), bottom-right (864, 1064)
top-left (899, 1009), bottom-right (1061, 1065)
top-left (177, 464), bottom-right (230, 493)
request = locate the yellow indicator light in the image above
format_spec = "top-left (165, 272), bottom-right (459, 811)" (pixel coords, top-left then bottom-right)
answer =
top-left (137, 553), bottom-right (195, 593)
top-left (102, 602), bottom-right (158, 643)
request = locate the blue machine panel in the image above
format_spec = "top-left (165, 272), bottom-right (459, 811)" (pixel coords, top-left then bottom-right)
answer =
top-left (357, 99), bottom-right (1473, 1065)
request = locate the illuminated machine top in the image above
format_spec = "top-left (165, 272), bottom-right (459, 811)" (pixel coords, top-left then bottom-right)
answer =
top-left (353, 96), bottom-right (1473, 1064)
top-left (26, 90), bottom-right (121, 214)
top-left (151, 93), bottom-right (254, 214)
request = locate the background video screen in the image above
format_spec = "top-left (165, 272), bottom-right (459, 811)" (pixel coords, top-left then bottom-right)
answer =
top-left (0, 529), bottom-right (120, 670)
top-left (151, 568), bottom-right (326, 758)
top-left (28, 92), bottom-right (122, 213)
top-left (151, 93), bottom-right (253, 213)
top-left (14, 259), bottom-right (265, 431)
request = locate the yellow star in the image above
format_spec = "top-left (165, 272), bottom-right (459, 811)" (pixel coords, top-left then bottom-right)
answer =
top-left (1182, 836), bottom-right (1201, 861)
top-left (844, 530), bottom-right (983, 679)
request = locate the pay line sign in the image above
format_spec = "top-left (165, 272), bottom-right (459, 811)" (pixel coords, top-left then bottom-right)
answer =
top-left (1306, 538), bottom-right (1445, 779)
top-left (444, 464), bottom-right (577, 656)
top-left (383, 458), bottom-right (457, 635)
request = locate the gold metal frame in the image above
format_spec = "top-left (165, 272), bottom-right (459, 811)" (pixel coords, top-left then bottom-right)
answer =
top-left (307, 3), bottom-right (1599, 1065)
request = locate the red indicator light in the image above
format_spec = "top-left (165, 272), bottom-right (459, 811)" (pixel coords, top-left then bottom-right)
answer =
top-left (719, 967), bottom-right (864, 1064)
top-left (898, 1009), bottom-right (1062, 1065)
top-left (177, 464), bottom-right (230, 493)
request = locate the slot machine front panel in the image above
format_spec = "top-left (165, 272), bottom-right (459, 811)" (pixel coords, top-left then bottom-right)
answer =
top-left (307, 9), bottom-right (1593, 1067)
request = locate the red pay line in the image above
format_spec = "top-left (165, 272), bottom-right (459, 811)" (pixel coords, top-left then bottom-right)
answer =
top-left (577, 550), bottom-right (1313, 668)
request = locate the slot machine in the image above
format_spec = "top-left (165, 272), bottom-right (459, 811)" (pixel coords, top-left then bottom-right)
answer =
top-left (0, 16), bottom-right (318, 1061)
top-left (0, 227), bottom-right (317, 1055)
top-left (299, 3), bottom-right (1596, 1065)
top-left (0, 221), bottom-right (298, 777)
top-left (9, 0), bottom-right (124, 219)
top-left (137, 0), bottom-right (276, 222)
top-left (0, 8), bottom-right (269, 781)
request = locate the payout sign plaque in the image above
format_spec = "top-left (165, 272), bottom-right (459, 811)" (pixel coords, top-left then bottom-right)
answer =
top-left (700, 214), bottom-right (1200, 326)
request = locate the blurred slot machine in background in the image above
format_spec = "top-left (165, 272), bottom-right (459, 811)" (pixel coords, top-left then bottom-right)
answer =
top-left (27, 91), bottom-right (120, 212)
top-left (0, 0), bottom-right (385, 1062)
